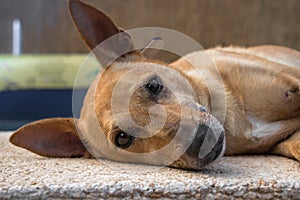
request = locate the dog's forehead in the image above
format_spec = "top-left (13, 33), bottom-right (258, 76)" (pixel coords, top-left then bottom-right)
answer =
top-left (95, 61), bottom-right (167, 104)
top-left (109, 60), bottom-right (167, 72)
top-left (94, 61), bottom-right (160, 111)
top-left (97, 60), bottom-right (175, 88)
top-left (106, 60), bottom-right (190, 86)
top-left (95, 60), bottom-right (198, 103)
top-left (93, 61), bottom-right (173, 123)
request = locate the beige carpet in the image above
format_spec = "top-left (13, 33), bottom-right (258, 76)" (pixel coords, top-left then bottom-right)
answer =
top-left (0, 132), bottom-right (299, 199)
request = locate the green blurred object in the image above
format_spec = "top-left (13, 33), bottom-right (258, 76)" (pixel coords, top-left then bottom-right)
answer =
top-left (0, 54), bottom-right (100, 92)
top-left (0, 54), bottom-right (100, 130)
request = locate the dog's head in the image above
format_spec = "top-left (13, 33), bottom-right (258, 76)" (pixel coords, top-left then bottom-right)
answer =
top-left (10, 0), bottom-right (225, 170)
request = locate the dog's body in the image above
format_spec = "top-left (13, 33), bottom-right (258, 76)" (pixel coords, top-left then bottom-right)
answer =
top-left (10, 0), bottom-right (300, 170)
top-left (171, 46), bottom-right (300, 157)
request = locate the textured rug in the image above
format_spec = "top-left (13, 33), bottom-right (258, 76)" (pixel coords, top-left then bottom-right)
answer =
top-left (0, 132), bottom-right (299, 199)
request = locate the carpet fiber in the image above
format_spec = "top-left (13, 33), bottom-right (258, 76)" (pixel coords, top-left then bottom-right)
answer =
top-left (0, 132), bottom-right (299, 199)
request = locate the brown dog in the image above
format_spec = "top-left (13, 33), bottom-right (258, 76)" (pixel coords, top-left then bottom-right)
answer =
top-left (10, 0), bottom-right (300, 170)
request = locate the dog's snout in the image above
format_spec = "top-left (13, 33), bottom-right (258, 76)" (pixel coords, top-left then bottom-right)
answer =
top-left (186, 124), bottom-right (209, 157)
top-left (202, 131), bottom-right (224, 164)
top-left (185, 123), bottom-right (224, 165)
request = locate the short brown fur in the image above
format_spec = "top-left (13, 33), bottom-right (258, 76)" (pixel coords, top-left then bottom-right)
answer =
top-left (10, 0), bottom-right (300, 169)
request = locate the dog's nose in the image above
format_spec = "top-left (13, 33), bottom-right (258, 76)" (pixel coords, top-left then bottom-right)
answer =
top-left (201, 131), bottom-right (224, 165)
top-left (185, 124), bottom-right (208, 157)
top-left (199, 106), bottom-right (207, 113)
top-left (186, 124), bottom-right (224, 165)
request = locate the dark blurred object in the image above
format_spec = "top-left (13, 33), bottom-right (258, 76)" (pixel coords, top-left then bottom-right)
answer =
top-left (0, 89), bottom-right (87, 130)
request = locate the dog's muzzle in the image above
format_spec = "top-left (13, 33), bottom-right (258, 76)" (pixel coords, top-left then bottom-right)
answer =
top-left (188, 124), bottom-right (224, 164)
top-left (170, 116), bottom-right (225, 170)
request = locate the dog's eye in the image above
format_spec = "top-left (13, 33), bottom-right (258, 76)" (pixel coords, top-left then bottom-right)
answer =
top-left (146, 77), bottom-right (163, 95)
top-left (114, 132), bottom-right (134, 148)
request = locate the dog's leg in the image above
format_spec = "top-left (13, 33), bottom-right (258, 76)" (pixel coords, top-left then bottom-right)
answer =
top-left (271, 131), bottom-right (300, 161)
top-left (239, 117), bottom-right (300, 155)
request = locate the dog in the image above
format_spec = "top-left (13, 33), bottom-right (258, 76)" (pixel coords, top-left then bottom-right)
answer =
top-left (9, 0), bottom-right (300, 170)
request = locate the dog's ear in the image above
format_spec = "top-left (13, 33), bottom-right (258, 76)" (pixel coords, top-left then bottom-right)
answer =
top-left (9, 118), bottom-right (92, 158)
top-left (69, 0), bottom-right (132, 51)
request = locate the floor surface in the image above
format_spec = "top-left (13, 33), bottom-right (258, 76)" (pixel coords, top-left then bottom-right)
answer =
top-left (0, 132), bottom-right (299, 199)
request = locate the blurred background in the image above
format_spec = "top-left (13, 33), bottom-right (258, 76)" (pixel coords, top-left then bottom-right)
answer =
top-left (0, 0), bottom-right (300, 130)
top-left (1, 0), bottom-right (300, 54)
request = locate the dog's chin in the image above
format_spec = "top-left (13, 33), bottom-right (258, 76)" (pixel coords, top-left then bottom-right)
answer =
top-left (168, 130), bottom-right (225, 170)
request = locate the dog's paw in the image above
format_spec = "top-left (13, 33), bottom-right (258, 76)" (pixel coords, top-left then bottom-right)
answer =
top-left (271, 131), bottom-right (300, 162)
top-left (289, 141), bottom-right (300, 161)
